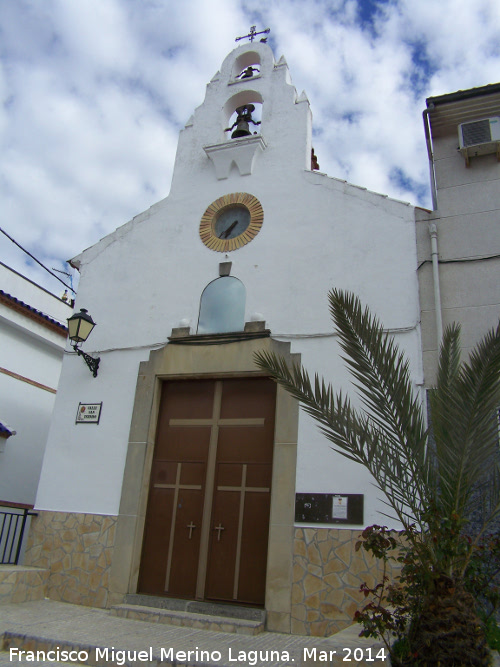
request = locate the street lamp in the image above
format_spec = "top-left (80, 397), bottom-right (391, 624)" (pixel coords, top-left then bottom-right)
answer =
top-left (67, 308), bottom-right (100, 378)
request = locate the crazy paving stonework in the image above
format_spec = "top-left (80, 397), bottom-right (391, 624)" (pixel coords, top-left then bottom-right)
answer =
top-left (292, 527), bottom-right (397, 636)
top-left (0, 565), bottom-right (48, 604)
top-left (24, 511), bottom-right (116, 608)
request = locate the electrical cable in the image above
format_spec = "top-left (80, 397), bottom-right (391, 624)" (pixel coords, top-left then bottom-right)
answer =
top-left (417, 253), bottom-right (500, 270)
top-left (63, 323), bottom-right (420, 356)
top-left (0, 226), bottom-right (76, 293)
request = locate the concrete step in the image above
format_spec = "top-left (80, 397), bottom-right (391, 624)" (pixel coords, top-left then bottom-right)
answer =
top-left (0, 599), bottom-right (355, 667)
top-left (110, 600), bottom-right (265, 635)
top-left (124, 593), bottom-right (265, 621)
top-left (2, 631), bottom-right (390, 667)
top-left (0, 650), bottom-right (88, 667)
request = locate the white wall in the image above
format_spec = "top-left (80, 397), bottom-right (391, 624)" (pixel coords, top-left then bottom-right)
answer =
top-left (1, 263), bottom-right (71, 328)
top-left (0, 264), bottom-right (72, 505)
top-left (417, 105), bottom-right (500, 383)
top-left (36, 42), bottom-right (424, 529)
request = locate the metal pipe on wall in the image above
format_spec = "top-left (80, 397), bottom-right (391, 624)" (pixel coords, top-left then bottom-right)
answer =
top-left (429, 223), bottom-right (443, 349)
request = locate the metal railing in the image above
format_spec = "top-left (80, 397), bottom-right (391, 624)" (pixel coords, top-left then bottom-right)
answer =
top-left (0, 501), bottom-right (37, 565)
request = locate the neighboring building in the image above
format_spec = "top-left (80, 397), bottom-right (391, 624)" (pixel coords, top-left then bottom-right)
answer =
top-left (26, 41), bottom-right (425, 635)
top-left (416, 84), bottom-right (500, 384)
top-left (416, 85), bottom-right (500, 541)
top-left (0, 262), bottom-right (71, 508)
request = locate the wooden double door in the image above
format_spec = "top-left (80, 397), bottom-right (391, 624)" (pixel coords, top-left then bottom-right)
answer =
top-left (138, 377), bottom-right (276, 605)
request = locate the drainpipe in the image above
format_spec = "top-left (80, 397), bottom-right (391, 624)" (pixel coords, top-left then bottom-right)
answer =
top-left (422, 108), bottom-right (438, 210)
top-left (423, 106), bottom-right (443, 349)
top-left (429, 223), bottom-right (443, 349)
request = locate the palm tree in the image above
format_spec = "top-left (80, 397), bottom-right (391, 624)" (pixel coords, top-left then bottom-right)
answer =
top-left (254, 289), bottom-right (500, 665)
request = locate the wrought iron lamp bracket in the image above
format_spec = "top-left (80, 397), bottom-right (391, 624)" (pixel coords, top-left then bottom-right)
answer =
top-left (73, 344), bottom-right (100, 378)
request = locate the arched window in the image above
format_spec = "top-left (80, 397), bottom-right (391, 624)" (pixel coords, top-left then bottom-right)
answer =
top-left (226, 103), bottom-right (262, 139)
top-left (197, 276), bottom-right (246, 334)
top-left (232, 51), bottom-right (261, 82)
top-left (223, 91), bottom-right (263, 141)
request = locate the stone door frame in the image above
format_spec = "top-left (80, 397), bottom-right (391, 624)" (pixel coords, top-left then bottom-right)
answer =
top-left (108, 336), bottom-right (299, 633)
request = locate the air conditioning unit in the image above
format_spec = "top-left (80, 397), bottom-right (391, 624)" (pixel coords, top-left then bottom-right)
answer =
top-left (458, 117), bottom-right (500, 165)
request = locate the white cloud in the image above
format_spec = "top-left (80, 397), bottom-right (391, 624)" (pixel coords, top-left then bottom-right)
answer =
top-left (53, 0), bottom-right (137, 72)
top-left (0, 0), bottom-right (498, 294)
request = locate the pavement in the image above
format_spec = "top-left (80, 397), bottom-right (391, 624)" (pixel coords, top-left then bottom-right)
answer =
top-left (2, 599), bottom-right (498, 666)
top-left (0, 599), bottom-right (389, 667)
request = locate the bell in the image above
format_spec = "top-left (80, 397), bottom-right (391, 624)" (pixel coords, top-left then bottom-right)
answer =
top-left (231, 121), bottom-right (251, 138)
top-left (226, 104), bottom-right (259, 139)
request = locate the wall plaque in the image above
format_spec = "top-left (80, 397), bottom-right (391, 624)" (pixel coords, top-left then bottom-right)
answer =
top-left (75, 402), bottom-right (102, 424)
top-left (295, 493), bottom-right (364, 525)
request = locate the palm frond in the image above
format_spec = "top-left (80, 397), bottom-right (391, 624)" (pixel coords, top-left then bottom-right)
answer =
top-left (327, 290), bottom-right (431, 500)
top-left (255, 290), bottom-right (500, 544)
top-left (430, 322), bottom-right (500, 524)
top-left (254, 349), bottom-right (427, 527)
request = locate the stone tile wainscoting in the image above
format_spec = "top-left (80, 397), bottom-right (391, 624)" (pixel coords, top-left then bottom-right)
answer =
top-left (24, 510), bottom-right (117, 608)
top-left (292, 527), bottom-right (398, 636)
top-left (0, 566), bottom-right (49, 604)
top-left (22, 512), bottom-right (397, 639)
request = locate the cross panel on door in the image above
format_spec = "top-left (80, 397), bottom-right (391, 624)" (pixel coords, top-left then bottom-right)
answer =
top-left (138, 377), bottom-right (276, 605)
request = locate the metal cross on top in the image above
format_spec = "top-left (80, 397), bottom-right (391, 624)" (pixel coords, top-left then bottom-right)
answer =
top-left (235, 26), bottom-right (270, 43)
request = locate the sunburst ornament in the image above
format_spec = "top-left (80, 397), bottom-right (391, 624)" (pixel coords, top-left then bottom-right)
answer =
top-left (199, 193), bottom-right (264, 252)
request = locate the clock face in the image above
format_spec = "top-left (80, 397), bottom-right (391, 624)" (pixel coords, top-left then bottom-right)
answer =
top-left (214, 205), bottom-right (250, 239)
top-left (199, 193), bottom-right (264, 252)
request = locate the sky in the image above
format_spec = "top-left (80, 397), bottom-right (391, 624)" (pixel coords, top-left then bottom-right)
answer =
top-left (1, 0), bottom-right (499, 297)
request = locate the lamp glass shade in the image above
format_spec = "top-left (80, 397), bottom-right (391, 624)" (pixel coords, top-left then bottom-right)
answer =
top-left (67, 309), bottom-right (96, 343)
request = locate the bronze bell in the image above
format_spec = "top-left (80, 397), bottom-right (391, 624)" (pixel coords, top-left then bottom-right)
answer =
top-left (230, 104), bottom-right (258, 138)
top-left (231, 120), bottom-right (251, 138)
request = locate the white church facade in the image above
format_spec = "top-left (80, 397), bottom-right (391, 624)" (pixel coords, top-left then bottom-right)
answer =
top-left (22, 41), bottom-right (499, 637)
